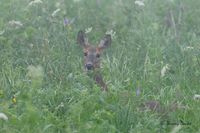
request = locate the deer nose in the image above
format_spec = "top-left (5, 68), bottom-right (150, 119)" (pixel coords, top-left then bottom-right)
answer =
top-left (85, 63), bottom-right (93, 70)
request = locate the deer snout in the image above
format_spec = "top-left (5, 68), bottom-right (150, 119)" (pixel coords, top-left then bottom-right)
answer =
top-left (85, 63), bottom-right (94, 70)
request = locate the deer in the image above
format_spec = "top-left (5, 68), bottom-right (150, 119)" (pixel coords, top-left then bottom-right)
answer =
top-left (77, 30), bottom-right (111, 91)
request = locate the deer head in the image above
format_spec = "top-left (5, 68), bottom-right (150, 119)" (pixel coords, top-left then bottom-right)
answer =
top-left (77, 30), bottom-right (111, 71)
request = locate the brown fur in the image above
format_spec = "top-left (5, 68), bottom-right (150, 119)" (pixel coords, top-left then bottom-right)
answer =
top-left (77, 30), bottom-right (111, 91)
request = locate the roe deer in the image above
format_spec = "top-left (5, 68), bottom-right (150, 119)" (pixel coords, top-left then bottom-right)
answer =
top-left (77, 30), bottom-right (111, 91)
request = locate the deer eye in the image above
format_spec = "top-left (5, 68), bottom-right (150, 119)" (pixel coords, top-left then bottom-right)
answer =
top-left (96, 53), bottom-right (100, 58)
top-left (84, 52), bottom-right (88, 56)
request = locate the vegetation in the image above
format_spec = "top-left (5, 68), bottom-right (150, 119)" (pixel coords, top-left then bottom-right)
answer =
top-left (0, 0), bottom-right (200, 132)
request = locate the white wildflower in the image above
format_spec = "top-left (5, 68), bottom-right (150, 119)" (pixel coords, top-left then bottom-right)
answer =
top-left (135, 0), bottom-right (145, 7)
top-left (52, 8), bottom-right (61, 17)
top-left (85, 27), bottom-right (93, 34)
top-left (29, 43), bottom-right (34, 48)
top-left (56, 102), bottom-right (64, 110)
top-left (27, 65), bottom-right (44, 79)
top-left (170, 125), bottom-right (182, 133)
top-left (0, 113), bottom-right (8, 121)
top-left (194, 94), bottom-right (200, 100)
top-left (28, 0), bottom-right (43, 6)
top-left (106, 30), bottom-right (116, 39)
top-left (161, 64), bottom-right (170, 77)
top-left (8, 20), bottom-right (23, 28)
top-left (183, 46), bottom-right (194, 51)
top-left (0, 30), bottom-right (5, 35)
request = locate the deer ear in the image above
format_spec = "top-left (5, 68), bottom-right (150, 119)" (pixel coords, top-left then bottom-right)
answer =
top-left (98, 34), bottom-right (111, 50)
top-left (77, 30), bottom-right (88, 47)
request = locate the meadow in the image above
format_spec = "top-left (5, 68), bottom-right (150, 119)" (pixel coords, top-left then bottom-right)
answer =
top-left (0, 0), bottom-right (200, 132)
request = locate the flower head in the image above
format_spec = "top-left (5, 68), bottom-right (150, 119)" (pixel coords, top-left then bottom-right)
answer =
top-left (52, 8), bottom-right (61, 17)
top-left (51, 8), bottom-right (60, 17)
top-left (183, 46), bottom-right (194, 51)
top-left (8, 20), bottom-right (23, 28)
top-left (85, 27), bottom-right (93, 34)
top-left (135, 0), bottom-right (145, 7)
top-left (194, 94), bottom-right (200, 100)
top-left (0, 113), bottom-right (8, 121)
top-left (106, 30), bottom-right (116, 39)
top-left (12, 95), bottom-right (17, 104)
top-left (28, 0), bottom-right (43, 6)
top-left (161, 64), bottom-right (170, 77)
top-left (64, 18), bottom-right (69, 26)
top-left (64, 18), bottom-right (75, 27)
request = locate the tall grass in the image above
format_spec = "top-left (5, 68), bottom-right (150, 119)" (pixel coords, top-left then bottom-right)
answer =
top-left (0, 0), bottom-right (200, 132)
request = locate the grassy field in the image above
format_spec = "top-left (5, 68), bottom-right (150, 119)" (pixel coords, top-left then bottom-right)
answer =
top-left (0, 0), bottom-right (200, 132)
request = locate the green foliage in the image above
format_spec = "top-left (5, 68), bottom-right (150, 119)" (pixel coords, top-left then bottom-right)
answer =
top-left (0, 0), bottom-right (200, 132)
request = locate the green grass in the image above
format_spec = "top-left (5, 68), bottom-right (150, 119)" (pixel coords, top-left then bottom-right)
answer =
top-left (0, 0), bottom-right (200, 132)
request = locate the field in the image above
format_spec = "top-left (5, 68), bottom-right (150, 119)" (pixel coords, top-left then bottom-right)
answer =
top-left (0, 0), bottom-right (200, 132)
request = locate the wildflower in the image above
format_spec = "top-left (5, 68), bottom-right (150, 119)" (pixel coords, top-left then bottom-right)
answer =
top-left (0, 30), bottom-right (5, 35)
top-left (106, 30), bottom-right (116, 39)
top-left (29, 43), bottom-right (34, 48)
top-left (64, 18), bottom-right (69, 26)
top-left (52, 8), bottom-right (61, 17)
top-left (161, 64), bottom-right (170, 77)
top-left (56, 102), bottom-right (64, 110)
top-left (28, 0), bottom-right (43, 6)
top-left (183, 46), bottom-right (194, 51)
top-left (12, 95), bottom-right (17, 104)
top-left (194, 94), bottom-right (200, 100)
top-left (64, 18), bottom-right (75, 27)
top-left (185, 46), bottom-right (194, 49)
top-left (27, 65), bottom-right (44, 79)
top-left (85, 27), bottom-right (93, 34)
top-left (135, 0), bottom-right (145, 7)
top-left (0, 113), bottom-right (8, 121)
top-left (8, 20), bottom-right (23, 28)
